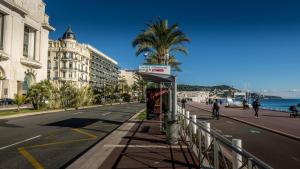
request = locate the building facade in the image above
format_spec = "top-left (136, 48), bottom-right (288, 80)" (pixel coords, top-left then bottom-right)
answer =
top-left (48, 26), bottom-right (118, 89)
top-left (119, 70), bottom-right (136, 87)
top-left (48, 26), bottom-right (90, 86)
top-left (89, 45), bottom-right (118, 90)
top-left (0, 0), bottom-right (54, 99)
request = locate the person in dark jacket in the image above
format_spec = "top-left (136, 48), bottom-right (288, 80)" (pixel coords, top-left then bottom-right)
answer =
top-left (289, 105), bottom-right (299, 118)
top-left (212, 99), bottom-right (220, 120)
top-left (181, 98), bottom-right (187, 108)
top-left (252, 98), bottom-right (261, 118)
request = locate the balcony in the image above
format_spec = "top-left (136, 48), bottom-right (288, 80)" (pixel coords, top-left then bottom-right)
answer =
top-left (20, 58), bottom-right (42, 69)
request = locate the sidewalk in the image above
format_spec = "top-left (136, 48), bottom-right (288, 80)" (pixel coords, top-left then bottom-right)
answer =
top-left (68, 112), bottom-right (198, 169)
top-left (188, 101), bottom-right (300, 140)
top-left (0, 104), bottom-right (32, 111)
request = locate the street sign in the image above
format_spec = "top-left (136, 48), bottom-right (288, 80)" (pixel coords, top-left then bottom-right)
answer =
top-left (139, 65), bottom-right (171, 75)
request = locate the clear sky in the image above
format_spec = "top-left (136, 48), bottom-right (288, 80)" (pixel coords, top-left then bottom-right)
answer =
top-left (44, 0), bottom-right (300, 98)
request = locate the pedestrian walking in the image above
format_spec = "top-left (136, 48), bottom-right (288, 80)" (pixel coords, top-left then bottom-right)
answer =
top-left (252, 98), bottom-right (260, 118)
top-left (289, 105), bottom-right (299, 118)
top-left (212, 99), bottom-right (220, 120)
top-left (181, 98), bottom-right (187, 108)
top-left (242, 99), bottom-right (247, 109)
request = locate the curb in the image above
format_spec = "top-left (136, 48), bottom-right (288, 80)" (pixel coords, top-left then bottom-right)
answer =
top-left (66, 108), bottom-right (145, 169)
top-left (187, 103), bottom-right (300, 142)
top-left (0, 102), bottom-right (130, 120)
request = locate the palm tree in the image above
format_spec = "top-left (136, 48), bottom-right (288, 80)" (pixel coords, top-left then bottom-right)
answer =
top-left (145, 54), bottom-right (182, 71)
top-left (133, 18), bottom-right (190, 70)
top-left (14, 94), bottom-right (26, 112)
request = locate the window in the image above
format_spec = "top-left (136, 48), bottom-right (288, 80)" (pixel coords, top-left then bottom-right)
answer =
top-left (54, 61), bottom-right (58, 68)
top-left (47, 60), bottom-right (51, 69)
top-left (69, 62), bottom-right (73, 68)
top-left (62, 72), bottom-right (66, 78)
top-left (0, 13), bottom-right (4, 49)
top-left (54, 71), bottom-right (58, 78)
top-left (69, 72), bottom-right (72, 78)
top-left (23, 26), bottom-right (36, 59)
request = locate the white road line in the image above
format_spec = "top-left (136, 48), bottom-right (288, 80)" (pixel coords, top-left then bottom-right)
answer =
top-left (291, 156), bottom-right (300, 162)
top-left (226, 121), bottom-right (235, 124)
top-left (104, 144), bottom-right (187, 149)
top-left (102, 112), bottom-right (112, 116)
top-left (0, 135), bottom-right (41, 151)
top-left (73, 112), bottom-right (84, 115)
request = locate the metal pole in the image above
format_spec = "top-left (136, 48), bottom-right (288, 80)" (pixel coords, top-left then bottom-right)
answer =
top-left (171, 76), bottom-right (177, 121)
top-left (232, 139), bottom-right (242, 169)
top-left (198, 129), bottom-right (202, 169)
top-left (192, 115), bottom-right (197, 134)
top-left (160, 82), bottom-right (162, 131)
top-left (205, 122), bottom-right (211, 149)
top-left (214, 137), bottom-right (219, 169)
top-left (186, 111), bottom-right (190, 126)
top-left (248, 158), bottom-right (253, 169)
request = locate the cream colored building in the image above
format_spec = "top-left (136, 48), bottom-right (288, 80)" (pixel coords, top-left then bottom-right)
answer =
top-left (48, 26), bottom-right (119, 88)
top-left (48, 26), bottom-right (90, 87)
top-left (119, 70), bottom-right (136, 87)
top-left (0, 0), bottom-right (54, 99)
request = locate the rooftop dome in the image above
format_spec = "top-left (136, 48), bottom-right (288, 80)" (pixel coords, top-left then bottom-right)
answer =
top-left (62, 25), bottom-right (76, 40)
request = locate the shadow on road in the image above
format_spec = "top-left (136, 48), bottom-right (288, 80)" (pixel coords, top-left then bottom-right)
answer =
top-left (0, 120), bottom-right (23, 128)
top-left (43, 118), bottom-right (123, 128)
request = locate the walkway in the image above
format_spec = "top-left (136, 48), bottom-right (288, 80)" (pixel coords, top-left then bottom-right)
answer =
top-left (188, 102), bottom-right (300, 140)
top-left (100, 119), bottom-right (198, 169)
top-left (185, 102), bottom-right (300, 169)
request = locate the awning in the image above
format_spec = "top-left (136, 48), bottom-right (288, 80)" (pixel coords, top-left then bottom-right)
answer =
top-left (137, 72), bottom-right (175, 83)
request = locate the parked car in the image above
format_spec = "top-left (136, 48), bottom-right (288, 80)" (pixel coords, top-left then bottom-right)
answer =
top-left (0, 98), bottom-right (15, 105)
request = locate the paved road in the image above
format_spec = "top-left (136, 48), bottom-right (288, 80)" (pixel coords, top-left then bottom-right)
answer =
top-left (186, 104), bottom-right (300, 169)
top-left (0, 103), bottom-right (145, 169)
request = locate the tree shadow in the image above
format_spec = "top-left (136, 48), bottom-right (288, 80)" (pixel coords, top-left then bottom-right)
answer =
top-left (43, 118), bottom-right (123, 128)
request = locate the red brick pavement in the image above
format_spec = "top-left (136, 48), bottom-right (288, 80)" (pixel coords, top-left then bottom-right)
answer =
top-left (100, 120), bottom-right (198, 169)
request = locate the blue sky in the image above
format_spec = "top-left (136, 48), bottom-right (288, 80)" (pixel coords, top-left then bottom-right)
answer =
top-left (44, 0), bottom-right (300, 98)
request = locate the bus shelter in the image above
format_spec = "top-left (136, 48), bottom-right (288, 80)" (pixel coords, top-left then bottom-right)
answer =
top-left (138, 69), bottom-right (177, 124)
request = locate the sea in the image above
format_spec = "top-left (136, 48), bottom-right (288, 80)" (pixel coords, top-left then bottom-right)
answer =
top-left (260, 99), bottom-right (300, 112)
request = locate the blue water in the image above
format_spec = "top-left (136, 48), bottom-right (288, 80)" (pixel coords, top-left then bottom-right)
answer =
top-left (260, 99), bottom-right (300, 112)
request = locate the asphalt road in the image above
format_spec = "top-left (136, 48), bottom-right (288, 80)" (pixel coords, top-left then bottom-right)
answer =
top-left (185, 104), bottom-right (300, 169)
top-left (0, 103), bottom-right (145, 169)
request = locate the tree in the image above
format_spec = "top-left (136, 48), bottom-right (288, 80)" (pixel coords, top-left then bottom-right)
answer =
top-left (118, 78), bottom-right (127, 94)
top-left (59, 82), bottom-right (78, 109)
top-left (27, 80), bottom-right (52, 110)
top-left (14, 94), bottom-right (26, 112)
top-left (133, 18), bottom-right (190, 70)
top-left (133, 74), bottom-right (146, 102)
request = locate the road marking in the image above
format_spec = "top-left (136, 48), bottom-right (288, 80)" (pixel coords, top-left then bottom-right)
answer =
top-left (249, 129), bottom-right (261, 134)
top-left (23, 138), bottom-right (95, 149)
top-left (72, 128), bottom-right (97, 139)
top-left (226, 121), bottom-right (235, 124)
top-left (102, 112), bottom-right (112, 116)
top-left (73, 112), bottom-right (84, 115)
top-left (104, 144), bottom-right (188, 149)
top-left (291, 156), bottom-right (300, 162)
top-left (18, 147), bottom-right (44, 169)
top-left (0, 135), bottom-right (41, 151)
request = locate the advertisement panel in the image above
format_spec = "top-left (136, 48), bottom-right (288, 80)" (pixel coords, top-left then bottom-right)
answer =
top-left (139, 65), bottom-right (171, 75)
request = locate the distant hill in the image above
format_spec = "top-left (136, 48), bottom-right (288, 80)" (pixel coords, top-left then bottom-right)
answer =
top-left (177, 84), bottom-right (282, 99)
top-left (177, 84), bottom-right (237, 91)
